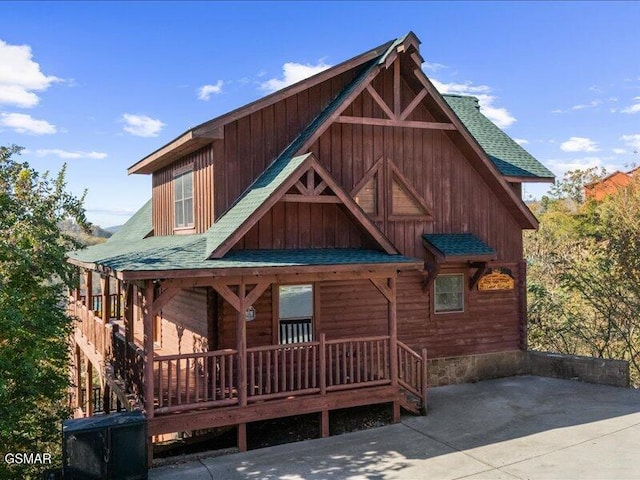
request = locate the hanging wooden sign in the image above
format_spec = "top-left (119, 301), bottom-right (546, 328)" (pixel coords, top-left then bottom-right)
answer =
top-left (477, 269), bottom-right (515, 291)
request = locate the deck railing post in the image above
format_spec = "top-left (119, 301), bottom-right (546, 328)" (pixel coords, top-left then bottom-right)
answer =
top-left (237, 283), bottom-right (247, 407)
top-left (319, 333), bottom-right (326, 395)
top-left (388, 277), bottom-right (398, 387)
top-left (142, 281), bottom-right (155, 420)
top-left (421, 347), bottom-right (428, 414)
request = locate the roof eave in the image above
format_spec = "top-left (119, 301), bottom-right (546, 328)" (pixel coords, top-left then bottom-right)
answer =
top-left (127, 39), bottom-right (396, 175)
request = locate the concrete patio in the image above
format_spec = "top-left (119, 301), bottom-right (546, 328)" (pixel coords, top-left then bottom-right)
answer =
top-left (150, 376), bottom-right (640, 479)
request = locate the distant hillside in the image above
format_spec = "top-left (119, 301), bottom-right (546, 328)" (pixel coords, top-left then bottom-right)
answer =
top-left (104, 225), bottom-right (123, 233)
top-left (59, 219), bottom-right (112, 246)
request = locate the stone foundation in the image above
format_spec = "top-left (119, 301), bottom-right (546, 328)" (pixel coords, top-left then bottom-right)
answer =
top-left (427, 350), bottom-right (630, 388)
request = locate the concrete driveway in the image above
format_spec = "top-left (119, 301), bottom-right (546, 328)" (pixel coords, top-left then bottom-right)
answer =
top-left (150, 376), bottom-right (640, 479)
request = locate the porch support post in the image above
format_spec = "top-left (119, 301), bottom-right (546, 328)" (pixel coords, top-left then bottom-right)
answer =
top-left (100, 276), bottom-right (111, 321)
top-left (124, 282), bottom-right (134, 344)
top-left (74, 268), bottom-right (81, 302)
top-left (103, 384), bottom-right (111, 415)
top-left (85, 359), bottom-right (93, 417)
top-left (142, 280), bottom-right (155, 420)
top-left (388, 277), bottom-right (399, 422)
top-left (237, 282), bottom-right (247, 452)
top-left (85, 270), bottom-right (93, 309)
top-left (74, 345), bottom-right (82, 410)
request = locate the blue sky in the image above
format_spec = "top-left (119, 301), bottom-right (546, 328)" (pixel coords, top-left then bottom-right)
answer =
top-left (1, 1), bottom-right (638, 227)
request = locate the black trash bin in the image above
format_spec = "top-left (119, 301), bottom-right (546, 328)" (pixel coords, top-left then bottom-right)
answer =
top-left (63, 411), bottom-right (147, 480)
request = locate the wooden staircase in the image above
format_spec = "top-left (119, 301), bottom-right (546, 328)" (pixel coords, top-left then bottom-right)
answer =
top-left (397, 341), bottom-right (428, 415)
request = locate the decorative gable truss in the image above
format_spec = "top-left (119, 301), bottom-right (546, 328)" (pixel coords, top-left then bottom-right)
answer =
top-left (352, 157), bottom-right (432, 221)
top-left (207, 153), bottom-right (399, 259)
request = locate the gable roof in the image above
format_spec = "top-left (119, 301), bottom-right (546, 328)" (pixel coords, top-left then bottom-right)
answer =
top-left (443, 95), bottom-right (554, 181)
top-left (127, 38), bottom-right (401, 175)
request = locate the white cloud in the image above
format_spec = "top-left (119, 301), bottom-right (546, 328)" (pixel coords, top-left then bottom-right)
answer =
top-left (423, 61), bottom-right (447, 72)
top-left (121, 113), bottom-right (165, 137)
top-left (431, 79), bottom-right (516, 128)
top-left (0, 112), bottom-right (56, 134)
top-left (612, 148), bottom-right (628, 155)
top-left (513, 138), bottom-right (529, 145)
top-left (34, 148), bottom-right (107, 159)
top-left (197, 80), bottom-right (223, 100)
top-left (621, 134), bottom-right (640, 151)
top-left (621, 97), bottom-right (640, 114)
top-left (546, 156), bottom-right (618, 176)
top-left (0, 39), bottom-right (61, 108)
top-left (560, 136), bottom-right (599, 152)
top-left (571, 99), bottom-right (601, 110)
top-left (260, 61), bottom-right (331, 93)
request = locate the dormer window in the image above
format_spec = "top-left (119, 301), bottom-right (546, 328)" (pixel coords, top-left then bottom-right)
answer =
top-left (174, 167), bottom-right (194, 229)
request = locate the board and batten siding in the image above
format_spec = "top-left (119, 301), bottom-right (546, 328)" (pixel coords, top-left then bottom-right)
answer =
top-left (152, 148), bottom-right (215, 236)
top-left (151, 69), bottom-right (359, 236)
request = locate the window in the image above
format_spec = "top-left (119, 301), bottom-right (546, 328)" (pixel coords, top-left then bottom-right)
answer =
top-left (278, 284), bottom-right (313, 344)
top-left (354, 176), bottom-right (377, 215)
top-left (434, 274), bottom-right (464, 313)
top-left (174, 169), bottom-right (194, 229)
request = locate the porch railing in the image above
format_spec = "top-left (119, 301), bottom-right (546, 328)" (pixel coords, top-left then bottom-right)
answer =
top-left (397, 341), bottom-right (428, 409)
top-left (143, 335), bottom-right (394, 414)
top-left (69, 297), bottom-right (112, 359)
top-left (248, 341), bottom-right (320, 401)
top-left (154, 349), bottom-right (238, 414)
top-left (79, 293), bottom-right (123, 319)
top-left (326, 336), bottom-right (390, 390)
top-left (279, 318), bottom-right (313, 344)
top-left (112, 329), bottom-right (145, 407)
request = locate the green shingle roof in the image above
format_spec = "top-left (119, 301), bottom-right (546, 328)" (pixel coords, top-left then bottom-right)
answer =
top-left (423, 233), bottom-right (496, 259)
top-left (443, 95), bottom-right (554, 180)
top-left (204, 58), bottom-right (380, 257)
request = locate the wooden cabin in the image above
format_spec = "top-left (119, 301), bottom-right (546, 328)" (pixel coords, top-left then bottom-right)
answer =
top-left (66, 32), bottom-right (554, 457)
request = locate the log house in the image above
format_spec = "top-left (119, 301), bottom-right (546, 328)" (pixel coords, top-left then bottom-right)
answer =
top-left (66, 32), bottom-right (554, 458)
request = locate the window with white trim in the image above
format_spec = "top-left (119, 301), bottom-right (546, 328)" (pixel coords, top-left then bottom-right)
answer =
top-left (174, 169), bottom-right (194, 228)
top-left (434, 274), bottom-right (464, 313)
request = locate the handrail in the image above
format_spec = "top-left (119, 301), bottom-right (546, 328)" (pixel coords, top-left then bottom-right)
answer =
top-left (397, 341), bottom-right (428, 412)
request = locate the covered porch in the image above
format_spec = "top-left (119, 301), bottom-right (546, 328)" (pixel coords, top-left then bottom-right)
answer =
top-left (68, 249), bottom-right (427, 451)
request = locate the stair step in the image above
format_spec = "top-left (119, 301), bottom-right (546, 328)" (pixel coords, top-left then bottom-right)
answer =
top-left (398, 391), bottom-right (421, 416)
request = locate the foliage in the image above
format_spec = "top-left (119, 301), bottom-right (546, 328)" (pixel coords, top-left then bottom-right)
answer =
top-left (526, 169), bottom-right (640, 386)
top-left (0, 145), bottom-right (89, 478)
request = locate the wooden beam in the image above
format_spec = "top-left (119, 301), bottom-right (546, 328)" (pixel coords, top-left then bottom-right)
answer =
top-left (394, 57), bottom-right (401, 118)
top-left (75, 345), bottom-right (82, 410)
top-left (281, 194), bottom-right (341, 203)
top-left (85, 359), bottom-right (93, 416)
top-left (306, 169), bottom-right (314, 193)
top-left (388, 277), bottom-right (398, 389)
top-left (313, 180), bottom-right (328, 196)
top-left (100, 276), bottom-right (110, 322)
top-left (237, 283), bottom-right (247, 408)
top-left (124, 282), bottom-right (134, 344)
top-left (400, 89), bottom-right (427, 121)
top-left (148, 385), bottom-right (398, 436)
top-left (294, 180), bottom-right (309, 195)
top-left (211, 283), bottom-right (242, 313)
top-left (369, 277), bottom-right (394, 303)
top-left (85, 270), bottom-right (93, 310)
top-left (469, 263), bottom-right (488, 290)
top-left (387, 159), bottom-right (433, 216)
top-left (152, 287), bottom-right (180, 314)
top-left (125, 262), bottom-right (422, 282)
top-left (335, 116), bottom-right (456, 130)
top-left (308, 158), bottom-right (399, 255)
top-left (366, 84), bottom-right (395, 120)
top-left (142, 280), bottom-right (155, 419)
top-left (245, 282), bottom-right (271, 309)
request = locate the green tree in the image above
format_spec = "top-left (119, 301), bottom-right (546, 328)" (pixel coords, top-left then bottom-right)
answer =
top-left (526, 171), bottom-right (640, 386)
top-left (0, 145), bottom-right (88, 478)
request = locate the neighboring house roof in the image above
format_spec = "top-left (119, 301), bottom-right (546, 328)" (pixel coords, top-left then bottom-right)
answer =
top-left (443, 95), bottom-right (554, 181)
top-left (423, 233), bottom-right (497, 262)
